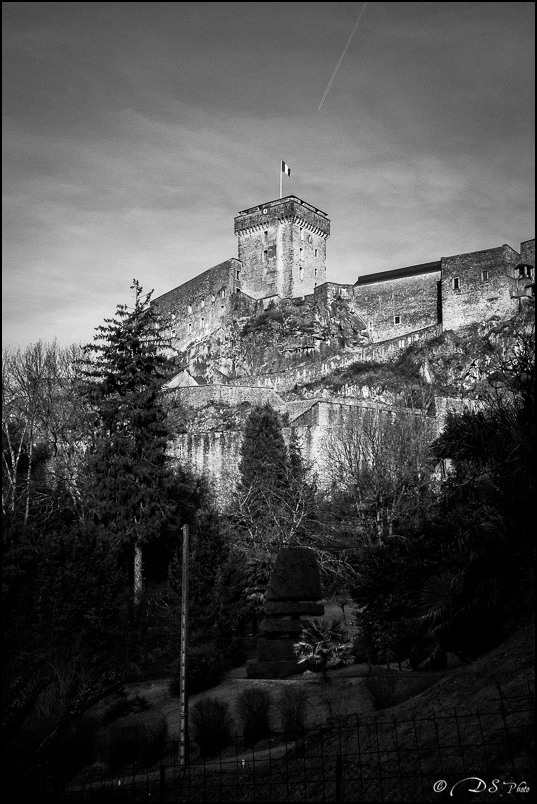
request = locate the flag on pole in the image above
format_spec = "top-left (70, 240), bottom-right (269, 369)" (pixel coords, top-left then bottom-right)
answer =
top-left (281, 160), bottom-right (291, 177)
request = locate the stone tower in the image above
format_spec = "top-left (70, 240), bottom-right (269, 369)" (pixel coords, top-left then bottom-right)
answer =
top-left (234, 196), bottom-right (330, 301)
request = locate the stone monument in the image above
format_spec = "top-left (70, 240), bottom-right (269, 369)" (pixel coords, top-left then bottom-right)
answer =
top-left (246, 547), bottom-right (324, 679)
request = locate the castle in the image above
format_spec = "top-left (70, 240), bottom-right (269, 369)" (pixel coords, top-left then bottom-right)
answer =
top-left (154, 195), bottom-right (534, 355)
top-left (154, 196), bottom-right (534, 504)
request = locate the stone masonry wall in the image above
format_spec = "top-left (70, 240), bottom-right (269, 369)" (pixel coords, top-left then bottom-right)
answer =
top-left (169, 430), bottom-right (242, 506)
top-left (237, 224), bottom-right (279, 299)
top-left (512, 239), bottom-right (536, 300)
top-left (313, 282), bottom-right (359, 308)
top-left (169, 424), bottom-right (326, 506)
top-left (169, 399), bottom-right (438, 507)
top-left (223, 323), bottom-right (442, 392)
top-left (154, 259), bottom-right (240, 350)
top-left (441, 245), bottom-right (520, 331)
top-left (167, 385), bottom-right (288, 413)
top-left (234, 197), bottom-right (329, 301)
top-left (287, 215), bottom-right (328, 298)
top-left (520, 239), bottom-right (535, 267)
top-left (353, 269), bottom-right (441, 342)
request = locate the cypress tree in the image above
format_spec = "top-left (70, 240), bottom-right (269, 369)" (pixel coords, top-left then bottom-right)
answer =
top-left (238, 403), bottom-right (289, 494)
top-left (238, 403), bottom-right (290, 526)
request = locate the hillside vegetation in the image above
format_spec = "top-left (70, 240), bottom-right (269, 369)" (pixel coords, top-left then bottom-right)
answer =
top-left (3, 286), bottom-right (533, 803)
top-left (291, 310), bottom-right (535, 403)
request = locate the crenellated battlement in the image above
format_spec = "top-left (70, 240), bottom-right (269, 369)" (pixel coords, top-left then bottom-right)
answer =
top-left (234, 196), bottom-right (330, 237)
top-left (153, 196), bottom-right (533, 507)
top-left (153, 195), bottom-right (534, 359)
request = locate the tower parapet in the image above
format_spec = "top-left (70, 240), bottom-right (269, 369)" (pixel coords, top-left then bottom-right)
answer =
top-left (234, 196), bottom-right (330, 301)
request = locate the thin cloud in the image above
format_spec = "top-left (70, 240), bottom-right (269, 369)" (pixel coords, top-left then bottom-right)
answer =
top-left (2, 2), bottom-right (534, 348)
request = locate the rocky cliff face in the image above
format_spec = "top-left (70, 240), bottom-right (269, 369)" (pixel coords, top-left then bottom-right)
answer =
top-left (167, 303), bottom-right (533, 505)
top-left (285, 309), bottom-right (534, 405)
top-left (175, 295), bottom-right (369, 385)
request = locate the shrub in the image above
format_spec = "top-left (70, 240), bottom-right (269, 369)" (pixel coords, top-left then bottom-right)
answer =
top-left (409, 641), bottom-right (447, 671)
top-left (236, 687), bottom-right (272, 746)
top-left (365, 667), bottom-right (397, 710)
top-left (277, 687), bottom-right (308, 737)
top-left (102, 694), bottom-right (150, 725)
top-left (351, 633), bottom-right (371, 664)
top-left (241, 308), bottom-right (285, 335)
top-left (190, 697), bottom-right (233, 758)
top-left (54, 715), bottom-right (100, 775)
top-left (101, 711), bottom-right (168, 773)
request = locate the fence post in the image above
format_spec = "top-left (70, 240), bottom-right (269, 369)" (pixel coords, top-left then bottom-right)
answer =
top-left (355, 714), bottom-right (363, 802)
top-left (179, 523), bottom-right (190, 769)
top-left (497, 686), bottom-right (517, 776)
top-left (159, 764), bottom-right (166, 804)
top-left (335, 755), bottom-right (343, 803)
top-left (526, 680), bottom-right (535, 732)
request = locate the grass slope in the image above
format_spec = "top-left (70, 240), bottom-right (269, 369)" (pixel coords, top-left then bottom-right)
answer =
top-left (177, 619), bottom-right (534, 802)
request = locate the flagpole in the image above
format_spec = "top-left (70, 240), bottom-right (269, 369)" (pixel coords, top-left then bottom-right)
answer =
top-left (279, 159), bottom-right (282, 199)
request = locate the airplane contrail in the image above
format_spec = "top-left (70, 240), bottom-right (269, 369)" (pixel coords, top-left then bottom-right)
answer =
top-left (318, 2), bottom-right (368, 111)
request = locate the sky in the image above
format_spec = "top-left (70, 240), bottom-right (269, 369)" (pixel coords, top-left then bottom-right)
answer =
top-left (3, 2), bottom-right (535, 349)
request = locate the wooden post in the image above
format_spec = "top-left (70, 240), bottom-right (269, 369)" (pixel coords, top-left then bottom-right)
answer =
top-left (179, 524), bottom-right (189, 768)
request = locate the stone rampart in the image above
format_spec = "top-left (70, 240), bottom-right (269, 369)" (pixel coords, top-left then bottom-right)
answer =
top-left (168, 384), bottom-right (288, 412)
top-left (154, 259), bottom-right (241, 350)
top-left (440, 245), bottom-right (520, 331)
top-left (313, 282), bottom-right (357, 307)
top-left (519, 239), bottom-right (535, 267)
top-left (353, 265), bottom-right (441, 342)
top-left (169, 424), bottom-right (327, 506)
top-left (168, 430), bottom-right (243, 507)
top-left (168, 398), bottom-right (439, 506)
top-left (223, 323), bottom-right (442, 392)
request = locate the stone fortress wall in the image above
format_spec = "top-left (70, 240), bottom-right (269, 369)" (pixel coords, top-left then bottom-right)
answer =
top-left (153, 195), bottom-right (534, 358)
top-left (155, 259), bottom-right (240, 351)
top-left (440, 244), bottom-right (521, 331)
top-left (216, 323), bottom-right (442, 393)
top-left (155, 195), bottom-right (534, 505)
top-left (351, 262), bottom-right (441, 341)
top-left (168, 391), bottom-right (468, 507)
top-left (234, 197), bottom-right (329, 300)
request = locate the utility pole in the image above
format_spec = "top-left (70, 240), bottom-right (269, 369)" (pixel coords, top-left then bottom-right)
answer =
top-left (179, 524), bottom-right (189, 768)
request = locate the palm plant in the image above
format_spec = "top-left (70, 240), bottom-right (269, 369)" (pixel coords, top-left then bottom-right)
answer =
top-left (293, 618), bottom-right (354, 682)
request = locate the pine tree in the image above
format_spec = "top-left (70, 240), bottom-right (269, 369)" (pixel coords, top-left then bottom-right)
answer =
top-left (80, 280), bottom-right (176, 607)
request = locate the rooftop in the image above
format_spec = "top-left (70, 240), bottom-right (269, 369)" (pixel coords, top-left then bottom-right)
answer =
top-left (356, 261), bottom-right (441, 286)
top-left (237, 196), bottom-right (328, 219)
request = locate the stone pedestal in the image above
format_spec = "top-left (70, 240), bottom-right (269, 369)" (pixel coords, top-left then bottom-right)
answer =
top-left (246, 547), bottom-right (324, 679)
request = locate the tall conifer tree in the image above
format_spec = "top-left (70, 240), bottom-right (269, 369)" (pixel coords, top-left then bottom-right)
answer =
top-left (238, 403), bottom-right (290, 500)
top-left (80, 280), bottom-right (175, 607)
